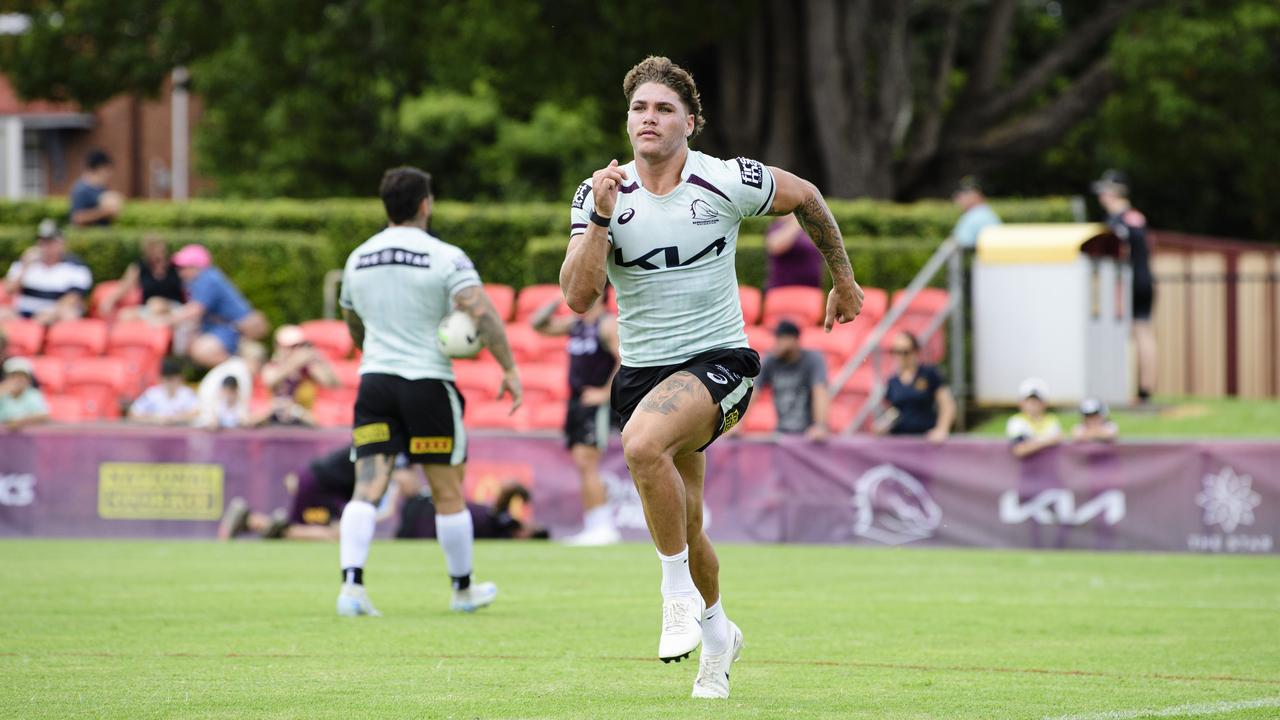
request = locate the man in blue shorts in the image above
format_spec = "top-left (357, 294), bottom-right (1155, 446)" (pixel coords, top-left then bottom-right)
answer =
top-left (170, 244), bottom-right (269, 368)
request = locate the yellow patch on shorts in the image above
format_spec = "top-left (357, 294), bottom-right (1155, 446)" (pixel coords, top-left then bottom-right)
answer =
top-left (722, 409), bottom-right (741, 432)
top-left (410, 436), bottom-right (453, 454)
top-left (352, 422), bottom-right (390, 446)
top-left (302, 507), bottom-right (331, 525)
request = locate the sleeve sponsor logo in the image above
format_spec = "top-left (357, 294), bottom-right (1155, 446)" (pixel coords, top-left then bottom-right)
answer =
top-left (353, 422), bottom-right (391, 446)
top-left (571, 182), bottom-right (591, 210)
top-left (98, 463), bottom-right (223, 521)
top-left (736, 157), bottom-right (764, 189)
top-left (355, 247), bottom-right (432, 270)
top-left (453, 255), bottom-right (475, 271)
top-left (410, 436), bottom-right (454, 454)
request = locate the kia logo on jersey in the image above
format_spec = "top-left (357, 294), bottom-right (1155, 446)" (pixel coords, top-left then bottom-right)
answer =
top-left (618, 208), bottom-right (636, 224)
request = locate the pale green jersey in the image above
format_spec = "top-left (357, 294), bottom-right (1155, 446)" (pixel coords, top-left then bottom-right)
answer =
top-left (340, 226), bottom-right (481, 381)
top-left (569, 150), bottom-right (777, 367)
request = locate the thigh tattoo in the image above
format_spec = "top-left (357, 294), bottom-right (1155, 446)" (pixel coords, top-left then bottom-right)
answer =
top-left (638, 372), bottom-right (704, 416)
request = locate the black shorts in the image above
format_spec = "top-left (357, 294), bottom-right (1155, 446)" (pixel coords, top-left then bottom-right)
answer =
top-left (611, 347), bottom-right (760, 452)
top-left (1133, 279), bottom-right (1155, 321)
top-left (352, 373), bottom-right (467, 466)
top-left (565, 397), bottom-right (616, 450)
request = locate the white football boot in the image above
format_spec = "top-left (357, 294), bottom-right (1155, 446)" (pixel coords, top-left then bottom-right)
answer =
top-left (451, 581), bottom-right (498, 612)
top-left (561, 524), bottom-right (621, 547)
top-left (658, 593), bottom-right (704, 663)
top-left (692, 621), bottom-right (744, 699)
top-left (336, 584), bottom-right (381, 617)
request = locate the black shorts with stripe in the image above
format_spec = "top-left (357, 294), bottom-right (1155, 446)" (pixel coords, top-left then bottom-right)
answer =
top-left (352, 373), bottom-right (467, 466)
top-left (565, 397), bottom-right (618, 451)
top-left (611, 347), bottom-right (760, 453)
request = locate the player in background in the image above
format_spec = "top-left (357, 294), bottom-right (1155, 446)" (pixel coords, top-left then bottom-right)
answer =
top-left (337, 166), bottom-right (522, 616)
top-left (559, 56), bottom-right (862, 699)
top-left (530, 290), bottom-right (621, 546)
top-left (1092, 169), bottom-right (1156, 403)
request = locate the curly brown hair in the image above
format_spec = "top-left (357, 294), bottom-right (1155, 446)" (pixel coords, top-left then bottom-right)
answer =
top-left (622, 56), bottom-right (705, 138)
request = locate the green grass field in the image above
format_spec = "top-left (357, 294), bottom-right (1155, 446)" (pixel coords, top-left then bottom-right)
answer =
top-left (2, 540), bottom-right (1278, 719)
top-left (971, 396), bottom-right (1280, 438)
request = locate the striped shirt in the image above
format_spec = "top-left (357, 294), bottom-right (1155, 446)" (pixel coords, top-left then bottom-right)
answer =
top-left (6, 253), bottom-right (93, 317)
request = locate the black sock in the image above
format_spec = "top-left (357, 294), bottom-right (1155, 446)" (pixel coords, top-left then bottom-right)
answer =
top-left (451, 574), bottom-right (470, 591)
top-left (343, 567), bottom-right (363, 585)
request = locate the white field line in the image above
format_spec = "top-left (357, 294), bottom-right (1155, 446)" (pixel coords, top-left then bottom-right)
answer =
top-left (1044, 696), bottom-right (1280, 720)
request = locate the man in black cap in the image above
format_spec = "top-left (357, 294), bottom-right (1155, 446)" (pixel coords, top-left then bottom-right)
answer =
top-left (2, 220), bottom-right (92, 325)
top-left (1093, 169), bottom-right (1156, 403)
top-left (757, 320), bottom-right (830, 440)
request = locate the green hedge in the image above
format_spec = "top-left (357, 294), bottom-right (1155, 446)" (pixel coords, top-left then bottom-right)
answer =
top-left (0, 196), bottom-right (1073, 290)
top-left (524, 234), bottom-right (944, 295)
top-left (0, 226), bottom-right (329, 328)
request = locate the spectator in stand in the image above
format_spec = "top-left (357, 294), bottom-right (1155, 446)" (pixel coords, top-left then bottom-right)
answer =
top-left (1073, 398), bottom-right (1119, 442)
top-left (256, 324), bottom-right (339, 426)
top-left (128, 357), bottom-right (199, 425)
top-left (758, 320), bottom-right (829, 440)
top-left (764, 213), bottom-right (823, 290)
top-left (99, 234), bottom-right (186, 322)
top-left (196, 341), bottom-right (267, 429)
top-left (69, 149), bottom-right (124, 227)
top-left (169, 244), bottom-right (269, 368)
top-left (1007, 377), bottom-right (1062, 459)
top-left (0, 357), bottom-right (49, 431)
top-left (875, 331), bottom-right (955, 441)
top-left (1093, 169), bottom-right (1157, 404)
top-left (2, 220), bottom-right (92, 325)
top-left (951, 176), bottom-right (1001, 249)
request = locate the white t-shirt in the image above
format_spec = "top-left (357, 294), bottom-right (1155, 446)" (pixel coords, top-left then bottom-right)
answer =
top-left (197, 357), bottom-right (252, 427)
top-left (130, 384), bottom-right (199, 420)
top-left (6, 254), bottom-right (93, 316)
top-left (340, 226), bottom-right (482, 381)
top-left (569, 150), bottom-right (776, 367)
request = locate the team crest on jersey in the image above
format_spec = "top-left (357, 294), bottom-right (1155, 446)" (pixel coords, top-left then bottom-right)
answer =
top-left (571, 182), bottom-right (591, 210)
top-left (690, 198), bottom-right (719, 225)
top-left (736, 157), bottom-right (764, 189)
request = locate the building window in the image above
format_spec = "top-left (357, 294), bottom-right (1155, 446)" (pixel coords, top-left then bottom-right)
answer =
top-left (22, 128), bottom-right (43, 197)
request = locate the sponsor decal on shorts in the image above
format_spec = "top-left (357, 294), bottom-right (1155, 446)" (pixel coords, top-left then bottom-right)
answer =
top-left (353, 423), bottom-right (391, 446)
top-left (302, 507), bottom-right (332, 525)
top-left (706, 371), bottom-right (729, 385)
top-left (722, 408), bottom-right (741, 432)
top-left (410, 436), bottom-right (454, 454)
top-left (97, 463), bottom-right (223, 521)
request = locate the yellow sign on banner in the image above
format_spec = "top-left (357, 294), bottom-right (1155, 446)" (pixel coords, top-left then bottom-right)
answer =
top-left (98, 463), bottom-right (224, 521)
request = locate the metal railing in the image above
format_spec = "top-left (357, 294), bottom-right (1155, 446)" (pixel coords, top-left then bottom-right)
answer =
top-left (829, 237), bottom-right (964, 434)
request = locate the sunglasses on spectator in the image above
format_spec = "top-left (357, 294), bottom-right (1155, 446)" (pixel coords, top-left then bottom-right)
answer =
top-left (889, 347), bottom-right (914, 356)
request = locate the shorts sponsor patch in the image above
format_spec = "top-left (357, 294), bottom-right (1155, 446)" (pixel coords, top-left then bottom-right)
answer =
top-left (571, 181), bottom-right (591, 210)
top-left (722, 408), bottom-right (741, 433)
top-left (410, 436), bottom-right (454, 454)
top-left (353, 422), bottom-right (391, 446)
top-left (736, 157), bottom-right (764, 189)
top-left (302, 507), bottom-right (332, 525)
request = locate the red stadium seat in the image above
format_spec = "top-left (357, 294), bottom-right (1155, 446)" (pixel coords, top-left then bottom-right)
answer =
top-left (745, 325), bottom-right (775, 357)
top-left (108, 320), bottom-right (172, 358)
top-left (44, 319), bottom-right (109, 359)
top-left (89, 280), bottom-right (141, 320)
top-left (857, 287), bottom-right (888, 327)
top-left (801, 324), bottom-right (866, 372)
top-left (521, 363), bottom-right (569, 405)
top-left (484, 283), bottom-right (516, 322)
top-left (834, 363), bottom-right (877, 400)
top-left (453, 361), bottom-right (504, 403)
top-left (738, 286), bottom-right (763, 326)
top-left (891, 287), bottom-right (950, 318)
top-left (514, 284), bottom-right (567, 322)
top-left (467, 401), bottom-right (522, 430)
top-left (828, 400), bottom-right (869, 434)
top-left (529, 401), bottom-right (567, 430)
top-left (503, 325), bottom-right (546, 365)
top-left (65, 357), bottom-right (129, 419)
top-left (741, 390), bottom-right (776, 434)
top-left (311, 397), bottom-right (354, 428)
top-left (45, 394), bottom-right (87, 423)
top-left (299, 319), bottom-right (353, 361)
top-left (761, 285), bottom-right (825, 327)
top-left (2, 318), bottom-right (45, 356)
top-left (30, 356), bottom-right (67, 394)
top-left (329, 360), bottom-right (361, 389)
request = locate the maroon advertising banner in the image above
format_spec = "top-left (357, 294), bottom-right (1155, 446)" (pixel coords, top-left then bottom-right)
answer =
top-left (1, 427), bottom-right (1277, 554)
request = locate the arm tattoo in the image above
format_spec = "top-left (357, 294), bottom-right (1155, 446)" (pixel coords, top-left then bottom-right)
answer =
top-left (638, 372), bottom-right (703, 416)
top-left (794, 194), bottom-right (855, 287)
top-left (455, 286), bottom-right (516, 371)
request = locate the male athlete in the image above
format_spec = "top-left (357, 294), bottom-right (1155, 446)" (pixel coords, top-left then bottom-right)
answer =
top-left (560, 57), bottom-right (863, 699)
top-left (338, 166), bottom-right (522, 616)
top-left (531, 291), bottom-right (621, 545)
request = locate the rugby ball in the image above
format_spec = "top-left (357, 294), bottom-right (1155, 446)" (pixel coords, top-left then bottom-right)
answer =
top-left (437, 310), bottom-right (482, 358)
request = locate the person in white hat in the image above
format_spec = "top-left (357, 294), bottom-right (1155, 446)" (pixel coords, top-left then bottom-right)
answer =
top-left (256, 324), bottom-right (339, 426)
top-left (1072, 398), bottom-right (1118, 442)
top-left (1006, 377), bottom-right (1062, 459)
top-left (0, 357), bottom-right (50, 431)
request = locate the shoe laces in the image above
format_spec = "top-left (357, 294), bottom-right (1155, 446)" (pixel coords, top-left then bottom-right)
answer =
top-left (663, 597), bottom-right (695, 634)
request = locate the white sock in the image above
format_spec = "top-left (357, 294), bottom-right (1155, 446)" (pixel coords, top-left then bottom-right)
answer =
top-left (339, 500), bottom-right (377, 580)
top-left (436, 510), bottom-right (474, 586)
top-left (657, 546), bottom-right (698, 597)
top-left (703, 598), bottom-right (730, 654)
top-left (584, 505), bottom-right (612, 531)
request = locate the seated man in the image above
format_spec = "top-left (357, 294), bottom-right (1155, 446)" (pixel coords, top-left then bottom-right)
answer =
top-left (1007, 377), bottom-right (1062, 459)
top-left (256, 324), bottom-right (339, 426)
top-left (69, 149), bottom-right (124, 227)
top-left (2, 220), bottom-right (92, 325)
top-left (169, 244), bottom-right (269, 368)
top-left (128, 357), bottom-right (200, 426)
top-left (0, 358), bottom-right (50, 431)
top-left (757, 320), bottom-right (829, 440)
top-left (1072, 398), bottom-right (1119, 442)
